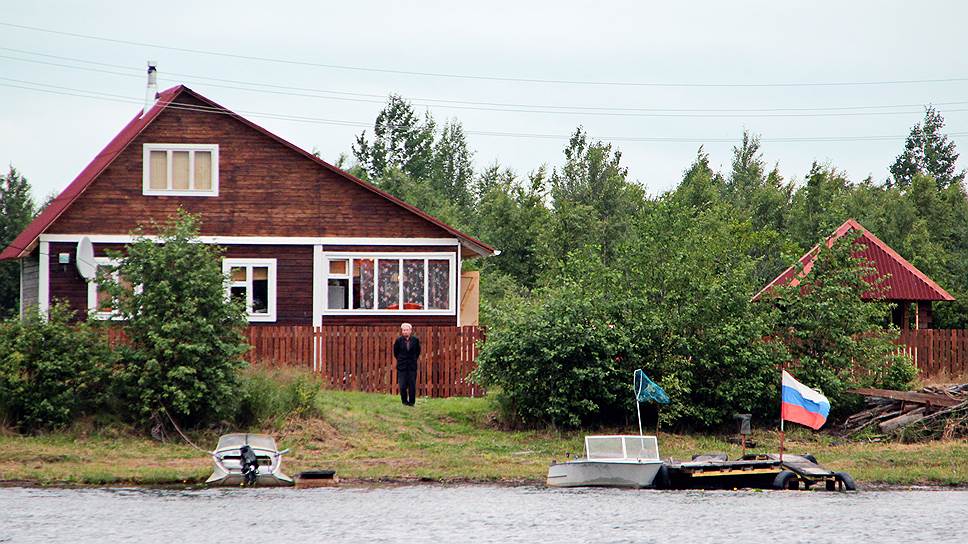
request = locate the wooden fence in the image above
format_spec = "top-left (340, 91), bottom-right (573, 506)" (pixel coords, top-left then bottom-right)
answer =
top-left (246, 325), bottom-right (485, 397)
top-left (897, 329), bottom-right (968, 381)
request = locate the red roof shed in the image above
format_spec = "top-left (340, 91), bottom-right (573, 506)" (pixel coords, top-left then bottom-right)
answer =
top-left (754, 219), bottom-right (954, 329)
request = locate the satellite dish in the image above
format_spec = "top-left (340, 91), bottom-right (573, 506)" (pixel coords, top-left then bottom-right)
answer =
top-left (76, 237), bottom-right (96, 281)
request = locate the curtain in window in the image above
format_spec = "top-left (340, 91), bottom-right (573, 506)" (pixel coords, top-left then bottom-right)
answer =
top-left (402, 259), bottom-right (425, 309)
top-left (428, 259), bottom-right (449, 309)
top-left (378, 259), bottom-right (400, 309)
top-left (194, 151), bottom-right (212, 190)
top-left (353, 259), bottom-right (374, 309)
top-left (149, 151), bottom-right (167, 190)
top-left (172, 151), bottom-right (190, 190)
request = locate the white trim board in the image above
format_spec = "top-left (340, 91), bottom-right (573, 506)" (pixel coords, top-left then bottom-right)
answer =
top-left (39, 234), bottom-right (462, 247)
top-left (320, 251), bottom-right (458, 317)
top-left (38, 240), bottom-right (49, 318)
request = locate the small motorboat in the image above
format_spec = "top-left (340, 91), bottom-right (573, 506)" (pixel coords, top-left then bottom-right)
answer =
top-left (547, 435), bottom-right (664, 488)
top-left (206, 433), bottom-right (294, 487)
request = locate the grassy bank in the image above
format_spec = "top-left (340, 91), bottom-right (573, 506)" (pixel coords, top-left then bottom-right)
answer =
top-left (1, 387), bottom-right (965, 487)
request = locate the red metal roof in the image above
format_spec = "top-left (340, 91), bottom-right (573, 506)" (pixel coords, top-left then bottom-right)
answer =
top-left (0, 85), bottom-right (496, 260)
top-left (753, 219), bottom-right (954, 302)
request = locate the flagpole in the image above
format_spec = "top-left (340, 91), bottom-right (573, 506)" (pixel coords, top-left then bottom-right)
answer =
top-left (636, 398), bottom-right (643, 436)
top-left (779, 369), bottom-right (785, 463)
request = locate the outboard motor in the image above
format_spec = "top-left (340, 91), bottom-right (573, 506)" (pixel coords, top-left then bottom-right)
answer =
top-left (240, 444), bottom-right (259, 486)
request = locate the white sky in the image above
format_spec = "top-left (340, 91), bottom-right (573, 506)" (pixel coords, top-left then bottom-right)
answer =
top-left (3, 1), bottom-right (968, 203)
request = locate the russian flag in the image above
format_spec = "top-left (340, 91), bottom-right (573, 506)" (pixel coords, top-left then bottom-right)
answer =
top-left (781, 370), bottom-right (830, 430)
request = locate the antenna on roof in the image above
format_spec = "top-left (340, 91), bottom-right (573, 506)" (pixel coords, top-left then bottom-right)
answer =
top-left (142, 61), bottom-right (158, 117)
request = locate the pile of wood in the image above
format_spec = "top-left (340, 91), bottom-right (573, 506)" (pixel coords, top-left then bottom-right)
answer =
top-left (844, 385), bottom-right (968, 441)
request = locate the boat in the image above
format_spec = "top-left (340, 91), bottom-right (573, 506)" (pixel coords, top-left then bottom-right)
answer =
top-left (206, 433), bottom-right (294, 487)
top-left (663, 453), bottom-right (856, 491)
top-left (547, 435), bottom-right (664, 488)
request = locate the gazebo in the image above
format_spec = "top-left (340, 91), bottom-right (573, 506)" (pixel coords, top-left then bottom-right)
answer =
top-left (754, 219), bottom-right (954, 329)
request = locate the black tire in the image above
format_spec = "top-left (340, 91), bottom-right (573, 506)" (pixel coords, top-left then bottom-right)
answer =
top-left (834, 472), bottom-right (857, 491)
top-left (773, 470), bottom-right (800, 490)
top-left (653, 465), bottom-right (671, 490)
top-left (802, 454), bottom-right (818, 464)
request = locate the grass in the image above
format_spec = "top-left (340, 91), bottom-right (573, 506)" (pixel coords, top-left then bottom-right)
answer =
top-left (1, 384), bottom-right (965, 487)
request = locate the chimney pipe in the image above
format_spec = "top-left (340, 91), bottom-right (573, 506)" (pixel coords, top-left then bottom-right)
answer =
top-left (142, 61), bottom-right (158, 117)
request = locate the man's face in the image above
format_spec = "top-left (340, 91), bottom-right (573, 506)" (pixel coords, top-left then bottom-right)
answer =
top-left (401, 325), bottom-right (412, 338)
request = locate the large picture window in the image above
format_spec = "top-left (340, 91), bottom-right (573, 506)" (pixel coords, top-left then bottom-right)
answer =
top-left (223, 258), bottom-right (276, 322)
top-left (143, 144), bottom-right (219, 196)
top-left (324, 253), bottom-right (454, 314)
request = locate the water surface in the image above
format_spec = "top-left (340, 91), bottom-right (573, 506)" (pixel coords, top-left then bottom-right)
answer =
top-left (1, 485), bottom-right (964, 543)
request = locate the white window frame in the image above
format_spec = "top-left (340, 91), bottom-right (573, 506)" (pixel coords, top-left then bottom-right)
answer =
top-left (142, 143), bottom-right (219, 196)
top-left (322, 252), bottom-right (456, 316)
top-left (222, 258), bottom-right (277, 322)
top-left (87, 257), bottom-right (124, 320)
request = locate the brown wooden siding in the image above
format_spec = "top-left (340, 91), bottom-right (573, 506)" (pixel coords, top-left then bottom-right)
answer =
top-left (48, 242), bottom-right (89, 318)
top-left (48, 93), bottom-right (454, 240)
top-left (221, 245), bottom-right (313, 324)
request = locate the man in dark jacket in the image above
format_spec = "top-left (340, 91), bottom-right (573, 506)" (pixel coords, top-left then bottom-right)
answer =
top-left (393, 323), bottom-right (421, 406)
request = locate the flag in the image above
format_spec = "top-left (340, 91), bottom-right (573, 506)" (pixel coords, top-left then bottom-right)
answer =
top-left (781, 370), bottom-right (830, 430)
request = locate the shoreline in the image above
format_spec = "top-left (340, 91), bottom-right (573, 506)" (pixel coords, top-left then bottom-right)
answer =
top-left (2, 477), bottom-right (966, 492)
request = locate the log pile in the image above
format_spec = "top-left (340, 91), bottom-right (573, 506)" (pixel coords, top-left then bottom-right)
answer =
top-left (844, 385), bottom-right (968, 441)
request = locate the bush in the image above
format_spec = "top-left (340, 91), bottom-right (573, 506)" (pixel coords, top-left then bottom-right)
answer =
top-left (0, 304), bottom-right (113, 432)
top-left (235, 368), bottom-right (323, 427)
top-left (102, 211), bottom-right (250, 428)
top-left (473, 281), bottom-right (634, 428)
top-left (474, 202), bottom-right (786, 429)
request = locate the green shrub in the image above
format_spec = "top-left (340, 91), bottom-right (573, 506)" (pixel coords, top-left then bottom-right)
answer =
top-left (236, 368), bottom-right (322, 426)
top-left (474, 203), bottom-right (788, 430)
top-left (102, 211), bottom-right (250, 428)
top-left (0, 304), bottom-right (114, 432)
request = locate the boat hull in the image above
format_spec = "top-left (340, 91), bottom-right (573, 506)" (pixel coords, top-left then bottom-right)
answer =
top-left (547, 460), bottom-right (663, 488)
top-left (206, 466), bottom-right (293, 487)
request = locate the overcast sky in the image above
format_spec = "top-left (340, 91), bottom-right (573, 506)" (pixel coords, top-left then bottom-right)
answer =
top-left (3, 1), bottom-right (968, 203)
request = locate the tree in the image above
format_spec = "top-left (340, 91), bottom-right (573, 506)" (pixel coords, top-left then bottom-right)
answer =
top-left (0, 166), bottom-right (36, 318)
top-left (431, 119), bottom-right (474, 211)
top-left (352, 95), bottom-right (436, 183)
top-left (673, 146), bottom-right (723, 209)
top-left (102, 211), bottom-right (250, 428)
top-left (725, 131), bottom-right (767, 210)
top-left (549, 128), bottom-right (644, 265)
top-left (890, 107), bottom-right (964, 189)
top-left (475, 167), bottom-right (551, 289)
top-left (768, 235), bottom-right (917, 415)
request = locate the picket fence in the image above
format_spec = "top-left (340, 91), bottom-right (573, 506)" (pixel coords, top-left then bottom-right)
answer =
top-left (896, 328), bottom-right (968, 381)
top-left (246, 325), bottom-right (486, 397)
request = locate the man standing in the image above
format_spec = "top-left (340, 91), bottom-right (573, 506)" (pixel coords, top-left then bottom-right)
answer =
top-left (393, 323), bottom-right (421, 406)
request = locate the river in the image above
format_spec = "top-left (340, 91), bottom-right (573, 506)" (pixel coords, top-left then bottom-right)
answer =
top-left (1, 485), bottom-right (965, 543)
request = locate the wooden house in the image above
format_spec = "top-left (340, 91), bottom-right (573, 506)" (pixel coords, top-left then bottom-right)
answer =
top-left (753, 218), bottom-right (954, 329)
top-left (1, 85), bottom-right (496, 327)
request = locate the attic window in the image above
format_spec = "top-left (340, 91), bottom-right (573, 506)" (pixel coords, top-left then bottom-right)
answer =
top-left (143, 144), bottom-right (219, 196)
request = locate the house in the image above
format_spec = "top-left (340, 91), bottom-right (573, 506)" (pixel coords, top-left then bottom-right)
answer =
top-left (753, 218), bottom-right (954, 329)
top-left (1, 85), bottom-right (495, 327)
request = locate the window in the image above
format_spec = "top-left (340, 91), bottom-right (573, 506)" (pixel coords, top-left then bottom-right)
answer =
top-left (223, 258), bottom-right (276, 322)
top-left (324, 254), bottom-right (454, 313)
top-left (143, 144), bottom-right (218, 196)
top-left (327, 259), bottom-right (349, 310)
top-left (87, 258), bottom-right (129, 320)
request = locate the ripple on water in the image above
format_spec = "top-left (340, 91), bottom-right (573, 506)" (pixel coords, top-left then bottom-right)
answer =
top-left (0, 486), bottom-right (965, 544)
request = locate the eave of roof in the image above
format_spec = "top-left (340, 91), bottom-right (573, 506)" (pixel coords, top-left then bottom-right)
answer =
top-left (752, 218), bottom-right (954, 302)
top-left (0, 85), bottom-right (497, 260)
